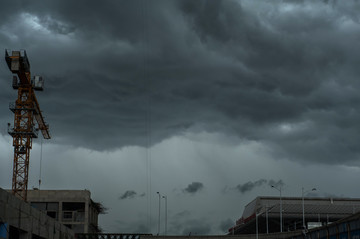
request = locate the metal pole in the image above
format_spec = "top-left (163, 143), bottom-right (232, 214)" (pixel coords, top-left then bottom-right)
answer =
top-left (256, 213), bottom-right (259, 239)
top-left (302, 187), bottom-right (316, 230)
top-left (280, 187), bottom-right (282, 233)
top-left (271, 185), bottom-right (282, 232)
top-left (266, 205), bottom-right (269, 234)
top-left (157, 192), bottom-right (161, 235)
top-left (162, 195), bottom-right (167, 235)
top-left (327, 214), bottom-right (329, 225)
top-left (302, 187), bottom-right (305, 229)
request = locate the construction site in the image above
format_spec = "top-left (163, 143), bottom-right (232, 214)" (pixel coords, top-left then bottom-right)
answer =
top-left (0, 50), bottom-right (107, 238)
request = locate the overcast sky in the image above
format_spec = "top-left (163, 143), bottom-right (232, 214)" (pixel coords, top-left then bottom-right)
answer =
top-left (2, 0), bottom-right (360, 235)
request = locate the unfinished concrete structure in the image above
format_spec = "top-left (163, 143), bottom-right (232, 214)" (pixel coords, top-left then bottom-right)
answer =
top-left (0, 187), bottom-right (74, 239)
top-left (228, 196), bottom-right (360, 235)
top-left (26, 190), bottom-right (104, 234)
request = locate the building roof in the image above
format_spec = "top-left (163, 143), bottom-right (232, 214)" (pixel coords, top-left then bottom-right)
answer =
top-left (229, 196), bottom-right (360, 234)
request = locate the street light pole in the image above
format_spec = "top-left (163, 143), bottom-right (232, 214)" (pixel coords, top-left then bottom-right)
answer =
top-left (162, 195), bottom-right (167, 235)
top-left (271, 185), bottom-right (282, 232)
top-left (256, 213), bottom-right (259, 239)
top-left (157, 192), bottom-right (161, 235)
top-left (266, 205), bottom-right (269, 234)
top-left (302, 187), bottom-right (305, 229)
top-left (280, 187), bottom-right (282, 233)
top-left (302, 187), bottom-right (316, 229)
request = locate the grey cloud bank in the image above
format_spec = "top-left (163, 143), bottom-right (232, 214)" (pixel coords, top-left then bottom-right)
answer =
top-left (120, 190), bottom-right (137, 200)
top-left (235, 179), bottom-right (284, 194)
top-left (1, 0), bottom-right (360, 167)
top-left (183, 182), bottom-right (204, 194)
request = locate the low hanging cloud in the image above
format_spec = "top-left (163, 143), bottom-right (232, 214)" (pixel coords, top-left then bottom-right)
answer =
top-left (235, 179), bottom-right (284, 194)
top-left (183, 182), bottom-right (204, 194)
top-left (119, 190), bottom-right (145, 200)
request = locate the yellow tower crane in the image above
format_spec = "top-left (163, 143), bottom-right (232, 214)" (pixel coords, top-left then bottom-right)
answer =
top-left (5, 50), bottom-right (50, 201)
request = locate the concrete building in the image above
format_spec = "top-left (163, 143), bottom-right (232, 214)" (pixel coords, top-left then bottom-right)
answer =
top-left (228, 196), bottom-right (360, 235)
top-left (0, 187), bottom-right (75, 239)
top-left (26, 190), bottom-right (104, 234)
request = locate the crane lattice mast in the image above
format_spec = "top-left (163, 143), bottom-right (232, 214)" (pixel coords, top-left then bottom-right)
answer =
top-left (5, 50), bottom-right (50, 201)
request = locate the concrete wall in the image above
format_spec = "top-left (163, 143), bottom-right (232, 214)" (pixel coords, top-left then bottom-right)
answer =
top-left (0, 188), bottom-right (74, 239)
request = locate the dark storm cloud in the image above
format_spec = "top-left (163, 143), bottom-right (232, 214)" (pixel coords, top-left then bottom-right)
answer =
top-left (119, 190), bottom-right (137, 200)
top-left (234, 179), bottom-right (284, 194)
top-left (119, 190), bottom-right (146, 200)
top-left (183, 182), bottom-right (204, 194)
top-left (236, 179), bottom-right (267, 194)
top-left (2, 0), bottom-right (360, 166)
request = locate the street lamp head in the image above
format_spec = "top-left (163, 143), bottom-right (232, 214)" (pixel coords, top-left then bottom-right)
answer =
top-left (157, 192), bottom-right (160, 194)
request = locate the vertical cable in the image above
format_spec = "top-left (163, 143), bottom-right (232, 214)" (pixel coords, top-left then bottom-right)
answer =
top-left (142, 0), bottom-right (152, 233)
top-left (38, 137), bottom-right (43, 189)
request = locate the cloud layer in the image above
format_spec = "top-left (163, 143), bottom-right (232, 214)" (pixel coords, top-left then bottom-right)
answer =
top-left (1, 1), bottom-right (360, 167)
